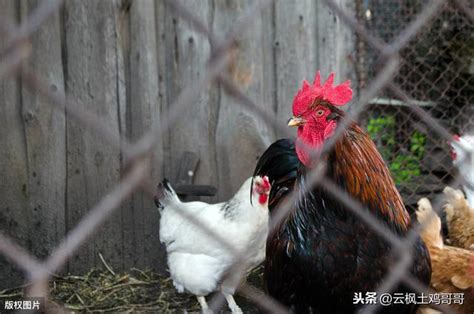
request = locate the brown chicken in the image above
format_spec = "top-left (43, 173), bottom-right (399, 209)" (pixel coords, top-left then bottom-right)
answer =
top-left (443, 187), bottom-right (474, 250)
top-left (416, 198), bottom-right (474, 313)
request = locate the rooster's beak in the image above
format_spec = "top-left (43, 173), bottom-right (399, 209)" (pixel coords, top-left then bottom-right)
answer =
top-left (288, 116), bottom-right (305, 127)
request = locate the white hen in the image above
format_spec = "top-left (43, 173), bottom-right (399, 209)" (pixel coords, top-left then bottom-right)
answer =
top-left (154, 176), bottom-right (270, 313)
top-left (450, 134), bottom-right (474, 208)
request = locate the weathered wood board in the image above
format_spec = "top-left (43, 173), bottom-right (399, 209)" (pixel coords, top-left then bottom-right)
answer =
top-left (64, 0), bottom-right (124, 274)
top-left (0, 0), bottom-right (366, 288)
top-left (0, 0), bottom-right (30, 289)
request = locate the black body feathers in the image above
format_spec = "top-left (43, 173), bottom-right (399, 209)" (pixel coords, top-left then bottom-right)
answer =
top-left (253, 137), bottom-right (431, 313)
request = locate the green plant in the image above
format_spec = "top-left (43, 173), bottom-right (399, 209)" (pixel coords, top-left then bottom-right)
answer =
top-left (366, 115), bottom-right (426, 184)
top-left (366, 116), bottom-right (396, 161)
top-left (410, 130), bottom-right (426, 159)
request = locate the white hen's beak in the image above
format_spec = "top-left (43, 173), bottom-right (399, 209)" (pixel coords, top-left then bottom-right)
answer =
top-left (288, 116), bottom-right (306, 127)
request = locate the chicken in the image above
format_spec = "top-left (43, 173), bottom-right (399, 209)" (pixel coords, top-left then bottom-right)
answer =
top-left (416, 198), bottom-right (474, 313)
top-left (450, 134), bottom-right (474, 208)
top-left (154, 176), bottom-right (270, 313)
top-left (443, 187), bottom-right (474, 250)
top-left (254, 72), bottom-right (431, 313)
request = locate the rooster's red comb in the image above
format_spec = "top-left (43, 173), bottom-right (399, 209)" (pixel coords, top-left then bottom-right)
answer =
top-left (292, 71), bottom-right (353, 116)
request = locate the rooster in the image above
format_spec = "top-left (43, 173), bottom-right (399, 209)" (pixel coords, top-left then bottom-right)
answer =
top-left (450, 133), bottom-right (474, 208)
top-left (154, 176), bottom-right (270, 313)
top-left (254, 72), bottom-right (431, 313)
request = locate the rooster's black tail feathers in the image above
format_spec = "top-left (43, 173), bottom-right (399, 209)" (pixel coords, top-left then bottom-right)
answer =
top-left (253, 138), bottom-right (300, 211)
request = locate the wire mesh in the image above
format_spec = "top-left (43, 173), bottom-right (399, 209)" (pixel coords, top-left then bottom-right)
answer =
top-left (358, 0), bottom-right (474, 208)
top-left (0, 0), bottom-right (472, 313)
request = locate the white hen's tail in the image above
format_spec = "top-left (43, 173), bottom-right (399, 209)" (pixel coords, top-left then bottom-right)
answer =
top-left (154, 179), bottom-right (180, 210)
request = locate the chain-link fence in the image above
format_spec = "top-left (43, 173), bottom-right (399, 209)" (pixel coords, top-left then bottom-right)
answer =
top-left (357, 0), bottom-right (473, 209)
top-left (0, 0), bottom-right (472, 313)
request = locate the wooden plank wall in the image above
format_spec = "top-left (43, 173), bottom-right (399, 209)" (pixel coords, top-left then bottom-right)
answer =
top-left (0, 0), bottom-right (356, 287)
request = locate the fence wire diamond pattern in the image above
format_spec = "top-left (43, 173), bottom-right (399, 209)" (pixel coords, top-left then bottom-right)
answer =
top-left (0, 0), bottom-right (472, 313)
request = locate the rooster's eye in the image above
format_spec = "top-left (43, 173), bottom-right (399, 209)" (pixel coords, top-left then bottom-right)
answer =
top-left (316, 110), bottom-right (325, 117)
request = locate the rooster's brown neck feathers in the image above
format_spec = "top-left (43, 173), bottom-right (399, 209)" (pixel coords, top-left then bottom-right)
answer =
top-left (330, 123), bottom-right (411, 232)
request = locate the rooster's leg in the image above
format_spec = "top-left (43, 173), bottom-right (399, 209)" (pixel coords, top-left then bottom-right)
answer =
top-left (197, 296), bottom-right (212, 313)
top-left (223, 293), bottom-right (243, 314)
